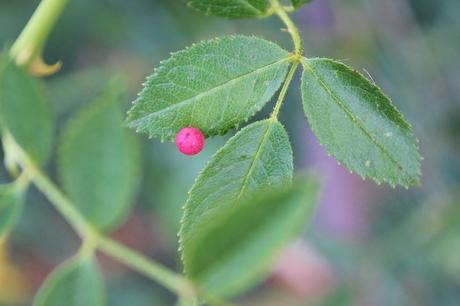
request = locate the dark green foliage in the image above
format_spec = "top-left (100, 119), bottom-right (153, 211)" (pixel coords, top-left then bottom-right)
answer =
top-left (0, 0), bottom-right (430, 304)
top-left (301, 58), bottom-right (422, 187)
top-left (127, 36), bottom-right (291, 141)
top-left (188, 0), bottom-right (269, 18)
top-left (179, 119), bottom-right (294, 254)
top-left (290, 0), bottom-right (314, 9)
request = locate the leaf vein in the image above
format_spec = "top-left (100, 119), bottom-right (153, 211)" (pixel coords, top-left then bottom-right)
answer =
top-left (130, 57), bottom-right (290, 126)
top-left (303, 60), bottom-right (408, 177)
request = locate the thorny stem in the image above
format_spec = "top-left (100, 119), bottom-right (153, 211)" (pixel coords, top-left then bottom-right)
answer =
top-left (10, 0), bottom-right (68, 67)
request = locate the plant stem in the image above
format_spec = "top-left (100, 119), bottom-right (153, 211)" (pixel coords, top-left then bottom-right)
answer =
top-left (97, 237), bottom-right (195, 297)
top-left (267, 0), bottom-right (303, 119)
top-left (10, 0), bottom-right (68, 66)
top-left (20, 152), bottom-right (92, 238)
top-left (270, 0), bottom-right (304, 55)
top-left (270, 62), bottom-right (299, 120)
top-left (12, 141), bottom-right (193, 298)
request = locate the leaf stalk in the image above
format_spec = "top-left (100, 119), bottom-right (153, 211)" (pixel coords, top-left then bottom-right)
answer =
top-left (4, 136), bottom-right (195, 299)
top-left (270, 61), bottom-right (299, 120)
top-left (270, 0), bottom-right (304, 56)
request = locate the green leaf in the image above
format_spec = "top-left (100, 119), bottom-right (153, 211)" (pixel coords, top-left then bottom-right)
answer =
top-left (188, 0), bottom-right (269, 18)
top-left (59, 85), bottom-right (140, 231)
top-left (127, 36), bottom-right (291, 141)
top-left (290, 0), bottom-right (313, 9)
top-left (0, 57), bottom-right (53, 165)
top-left (301, 58), bottom-right (422, 187)
top-left (33, 256), bottom-right (105, 306)
top-left (182, 176), bottom-right (318, 297)
top-left (0, 183), bottom-right (25, 238)
top-left (179, 119), bottom-right (293, 253)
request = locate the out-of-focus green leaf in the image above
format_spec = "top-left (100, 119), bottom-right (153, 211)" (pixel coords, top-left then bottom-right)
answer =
top-left (107, 274), bottom-right (174, 306)
top-left (301, 58), bottom-right (422, 187)
top-left (179, 119), bottom-right (293, 254)
top-left (182, 176), bottom-right (318, 298)
top-left (127, 36), bottom-right (291, 141)
top-left (144, 136), bottom-right (228, 246)
top-left (0, 57), bottom-right (53, 165)
top-left (59, 84), bottom-right (140, 232)
top-left (188, 0), bottom-right (269, 18)
top-left (33, 256), bottom-right (105, 306)
top-left (0, 182), bottom-right (25, 238)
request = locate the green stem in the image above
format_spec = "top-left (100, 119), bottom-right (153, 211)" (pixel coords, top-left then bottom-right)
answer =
top-left (97, 237), bottom-right (195, 298)
top-left (20, 152), bottom-right (92, 238)
top-left (267, 0), bottom-right (303, 119)
top-left (2, 131), bottom-right (22, 178)
top-left (10, 0), bottom-right (69, 66)
top-left (270, 0), bottom-right (304, 55)
top-left (12, 141), bottom-right (193, 298)
top-left (270, 62), bottom-right (299, 120)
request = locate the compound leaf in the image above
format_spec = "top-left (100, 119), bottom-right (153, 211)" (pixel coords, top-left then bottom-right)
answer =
top-left (34, 256), bottom-right (105, 306)
top-left (127, 36), bottom-right (291, 141)
top-left (188, 0), bottom-right (269, 18)
top-left (301, 58), bottom-right (422, 187)
top-left (183, 176), bottom-right (318, 297)
top-left (0, 57), bottom-right (53, 165)
top-left (180, 119), bottom-right (293, 259)
top-left (59, 84), bottom-right (140, 232)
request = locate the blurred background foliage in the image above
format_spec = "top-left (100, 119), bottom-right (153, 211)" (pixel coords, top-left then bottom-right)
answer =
top-left (0, 0), bottom-right (459, 305)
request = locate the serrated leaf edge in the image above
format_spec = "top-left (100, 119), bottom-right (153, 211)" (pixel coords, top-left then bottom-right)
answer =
top-left (178, 118), bottom-right (293, 263)
top-left (184, 177), bottom-right (318, 297)
top-left (127, 35), bottom-right (292, 141)
top-left (301, 57), bottom-right (422, 188)
top-left (187, 0), bottom-right (269, 18)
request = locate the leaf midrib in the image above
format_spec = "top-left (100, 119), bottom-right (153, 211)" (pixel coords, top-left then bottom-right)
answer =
top-left (236, 120), bottom-right (274, 200)
top-left (129, 57), bottom-right (290, 125)
top-left (302, 59), bottom-right (409, 179)
top-left (196, 0), bottom-right (265, 14)
top-left (180, 119), bottom-right (279, 255)
top-left (236, 0), bottom-right (266, 14)
top-left (185, 120), bottom-right (275, 228)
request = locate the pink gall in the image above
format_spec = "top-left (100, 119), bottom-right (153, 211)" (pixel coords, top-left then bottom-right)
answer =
top-left (175, 127), bottom-right (205, 156)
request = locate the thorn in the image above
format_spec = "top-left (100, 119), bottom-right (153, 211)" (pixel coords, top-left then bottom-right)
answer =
top-left (363, 68), bottom-right (376, 84)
